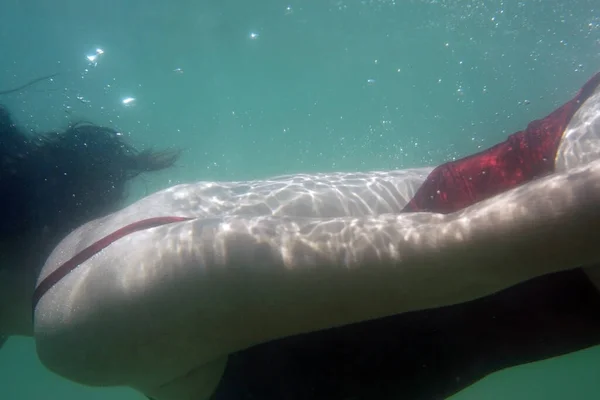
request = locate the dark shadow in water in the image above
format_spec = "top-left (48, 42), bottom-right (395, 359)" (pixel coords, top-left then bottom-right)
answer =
top-left (213, 268), bottom-right (600, 400)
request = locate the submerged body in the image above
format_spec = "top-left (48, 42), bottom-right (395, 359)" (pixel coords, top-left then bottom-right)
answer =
top-left (30, 72), bottom-right (600, 400)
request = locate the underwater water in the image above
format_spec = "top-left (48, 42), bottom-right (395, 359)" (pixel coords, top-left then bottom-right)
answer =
top-left (1, 0), bottom-right (600, 398)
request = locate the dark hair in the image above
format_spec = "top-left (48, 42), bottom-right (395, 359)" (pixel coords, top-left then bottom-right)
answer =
top-left (0, 105), bottom-right (180, 258)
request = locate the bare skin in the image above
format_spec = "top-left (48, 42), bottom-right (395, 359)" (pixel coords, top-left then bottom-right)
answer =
top-left (0, 73), bottom-right (597, 400)
top-left (555, 77), bottom-right (600, 291)
top-left (27, 155), bottom-right (600, 400)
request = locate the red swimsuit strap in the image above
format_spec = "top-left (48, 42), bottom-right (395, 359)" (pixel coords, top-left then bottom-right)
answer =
top-left (32, 216), bottom-right (193, 311)
top-left (403, 72), bottom-right (600, 214)
top-left (31, 73), bottom-right (600, 312)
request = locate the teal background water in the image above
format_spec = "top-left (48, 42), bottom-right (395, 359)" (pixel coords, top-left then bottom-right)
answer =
top-left (1, 0), bottom-right (599, 398)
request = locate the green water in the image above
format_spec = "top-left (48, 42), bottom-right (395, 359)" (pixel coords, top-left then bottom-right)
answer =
top-left (1, 0), bottom-right (599, 398)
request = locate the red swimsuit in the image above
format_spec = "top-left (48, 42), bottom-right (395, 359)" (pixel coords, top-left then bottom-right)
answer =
top-left (33, 72), bottom-right (600, 311)
top-left (34, 71), bottom-right (600, 400)
top-left (403, 71), bottom-right (600, 214)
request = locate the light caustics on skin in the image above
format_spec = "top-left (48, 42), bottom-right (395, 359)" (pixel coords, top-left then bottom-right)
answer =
top-left (31, 72), bottom-right (600, 399)
top-left (33, 157), bottom-right (600, 393)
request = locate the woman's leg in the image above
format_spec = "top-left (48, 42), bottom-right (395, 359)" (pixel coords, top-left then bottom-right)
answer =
top-left (210, 71), bottom-right (600, 400)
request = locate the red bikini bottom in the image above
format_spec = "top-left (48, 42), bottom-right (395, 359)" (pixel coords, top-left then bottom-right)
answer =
top-left (403, 71), bottom-right (600, 214)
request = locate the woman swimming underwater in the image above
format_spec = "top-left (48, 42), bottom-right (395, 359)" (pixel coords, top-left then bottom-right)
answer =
top-left (0, 104), bottom-right (180, 337)
top-left (3, 71), bottom-right (600, 400)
